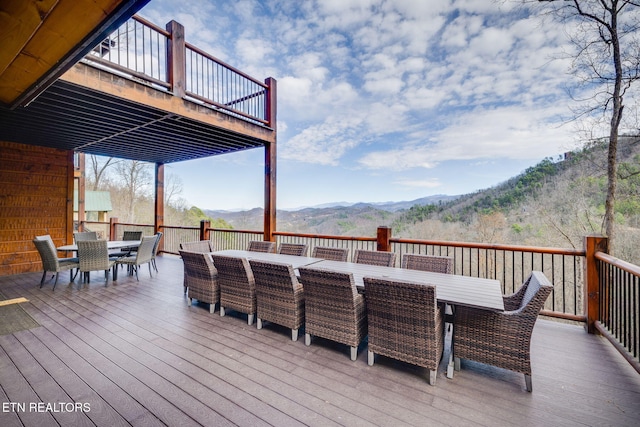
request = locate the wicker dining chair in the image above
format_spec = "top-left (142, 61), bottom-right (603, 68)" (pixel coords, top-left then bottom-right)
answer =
top-left (277, 243), bottom-right (309, 257)
top-left (109, 230), bottom-right (143, 258)
top-left (402, 253), bottom-right (455, 330)
top-left (180, 240), bottom-right (214, 253)
top-left (211, 254), bottom-right (257, 325)
top-left (114, 235), bottom-right (157, 281)
top-left (249, 259), bottom-right (305, 341)
top-left (452, 271), bottom-right (553, 392)
top-left (297, 267), bottom-right (367, 361)
top-left (77, 240), bottom-right (115, 284)
top-left (364, 277), bottom-right (444, 386)
top-left (247, 240), bottom-right (276, 253)
top-left (73, 231), bottom-right (97, 242)
top-left (311, 246), bottom-right (349, 262)
top-left (179, 240), bottom-right (214, 294)
top-left (180, 250), bottom-right (219, 313)
top-left (401, 254), bottom-right (453, 274)
top-left (33, 235), bottom-right (79, 290)
top-left (353, 249), bottom-right (396, 267)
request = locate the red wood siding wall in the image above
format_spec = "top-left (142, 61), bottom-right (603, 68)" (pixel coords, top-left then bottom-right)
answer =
top-left (0, 141), bottom-right (73, 276)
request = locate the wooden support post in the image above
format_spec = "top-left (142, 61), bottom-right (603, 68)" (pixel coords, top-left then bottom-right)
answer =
top-left (377, 226), bottom-right (392, 252)
top-left (264, 77), bottom-right (277, 242)
top-left (200, 220), bottom-right (210, 242)
top-left (584, 235), bottom-right (608, 334)
top-left (265, 77), bottom-right (277, 130)
top-left (109, 217), bottom-right (118, 241)
top-left (66, 151), bottom-right (75, 244)
top-left (155, 164), bottom-right (165, 247)
top-left (264, 141), bottom-right (276, 242)
top-left (77, 152), bottom-right (86, 231)
top-left (166, 20), bottom-right (186, 98)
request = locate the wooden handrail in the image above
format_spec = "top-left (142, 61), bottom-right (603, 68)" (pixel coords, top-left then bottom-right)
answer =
top-left (596, 251), bottom-right (640, 276)
top-left (273, 230), bottom-right (376, 242)
top-left (392, 237), bottom-right (585, 256)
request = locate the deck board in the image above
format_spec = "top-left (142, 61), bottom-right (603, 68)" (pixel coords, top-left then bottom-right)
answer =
top-left (1, 254), bottom-right (638, 427)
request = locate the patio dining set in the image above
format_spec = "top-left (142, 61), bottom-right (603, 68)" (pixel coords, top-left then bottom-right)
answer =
top-left (178, 240), bottom-right (553, 392)
top-left (33, 231), bottom-right (163, 288)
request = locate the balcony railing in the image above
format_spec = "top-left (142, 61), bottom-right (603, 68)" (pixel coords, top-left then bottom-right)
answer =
top-left (82, 15), bottom-right (272, 126)
top-left (84, 219), bottom-right (639, 373)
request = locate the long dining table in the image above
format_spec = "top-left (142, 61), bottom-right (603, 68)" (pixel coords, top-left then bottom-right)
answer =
top-left (309, 259), bottom-right (505, 312)
top-left (212, 249), bottom-right (325, 270)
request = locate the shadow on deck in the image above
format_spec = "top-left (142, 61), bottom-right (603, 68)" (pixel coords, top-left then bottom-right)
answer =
top-left (0, 255), bottom-right (638, 426)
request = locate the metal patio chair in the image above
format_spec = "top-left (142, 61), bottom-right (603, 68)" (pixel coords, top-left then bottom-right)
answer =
top-left (33, 235), bottom-right (79, 290)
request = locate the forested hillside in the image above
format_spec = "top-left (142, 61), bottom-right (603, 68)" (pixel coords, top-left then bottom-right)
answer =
top-left (206, 136), bottom-right (640, 264)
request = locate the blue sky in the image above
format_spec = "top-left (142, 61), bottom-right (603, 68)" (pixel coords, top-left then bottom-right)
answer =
top-left (137, 0), bottom-right (594, 210)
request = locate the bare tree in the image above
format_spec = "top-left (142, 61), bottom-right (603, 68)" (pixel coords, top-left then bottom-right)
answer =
top-left (86, 155), bottom-right (121, 190)
top-left (115, 160), bottom-right (152, 223)
top-left (536, 0), bottom-right (640, 254)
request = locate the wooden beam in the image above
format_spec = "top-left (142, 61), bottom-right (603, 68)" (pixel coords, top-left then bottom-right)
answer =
top-left (264, 141), bottom-right (276, 242)
top-left (155, 163), bottom-right (164, 250)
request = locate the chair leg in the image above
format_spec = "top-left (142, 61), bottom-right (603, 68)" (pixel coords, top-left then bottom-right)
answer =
top-left (454, 357), bottom-right (461, 371)
top-left (152, 258), bottom-right (158, 272)
top-left (53, 272), bottom-right (59, 291)
top-left (209, 303), bottom-right (216, 314)
top-left (525, 375), bottom-right (532, 392)
top-left (291, 328), bottom-right (298, 341)
top-left (220, 306), bottom-right (225, 317)
top-left (148, 263), bottom-right (152, 277)
top-left (305, 333), bottom-right (311, 346)
top-left (247, 314), bottom-right (254, 326)
top-left (187, 297), bottom-right (192, 307)
top-left (40, 271), bottom-right (47, 288)
top-left (350, 346), bottom-right (357, 361)
top-left (428, 370), bottom-right (437, 386)
top-left (257, 318), bottom-right (263, 329)
top-left (368, 350), bottom-right (374, 366)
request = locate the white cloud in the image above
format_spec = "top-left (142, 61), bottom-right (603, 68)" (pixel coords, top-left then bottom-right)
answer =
top-left (395, 178), bottom-right (442, 189)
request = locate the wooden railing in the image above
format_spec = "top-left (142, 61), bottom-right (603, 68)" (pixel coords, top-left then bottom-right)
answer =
top-left (98, 220), bottom-right (639, 372)
top-left (81, 15), bottom-right (273, 126)
top-left (594, 251), bottom-right (640, 373)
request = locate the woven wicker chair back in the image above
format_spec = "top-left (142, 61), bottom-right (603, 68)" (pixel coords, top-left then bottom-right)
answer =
top-left (401, 254), bottom-right (453, 274)
top-left (211, 254), bottom-right (256, 314)
top-left (249, 259), bottom-right (300, 293)
top-left (364, 277), bottom-right (443, 369)
top-left (311, 246), bottom-right (348, 262)
top-left (278, 243), bottom-right (308, 256)
top-left (77, 240), bottom-right (110, 272)
top-left (74, 231), bottom-right (98, 242)
top-left (122, 230), bottom-right (143, 241)
top-left (353, 249), bottom-right (396, 267)
top-left (180, 240), bottom-right (213, 253)
top-left (133, 236), bottom-right (157, 264)
top-left (297, 267), bottom-right (358, 309)
top-left (180, 250), bottom-right (217, 279)
top-left (33, 236), bottom-right (59, 270)
top-left (247, 241), bottom-right (276, 253)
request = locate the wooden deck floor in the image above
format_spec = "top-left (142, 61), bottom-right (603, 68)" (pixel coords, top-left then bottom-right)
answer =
top-left (0, 255), bottom-right (638, 427)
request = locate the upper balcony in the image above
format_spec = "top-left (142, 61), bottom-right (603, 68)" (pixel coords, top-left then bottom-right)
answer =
top-left (0, 14), bottom-right (276, 164)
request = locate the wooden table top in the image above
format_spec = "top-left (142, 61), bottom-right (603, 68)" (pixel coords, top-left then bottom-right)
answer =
top-left (308, 260), bottom-right (505, 312)
top-left (212, 250), bottom-right (325, 270)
